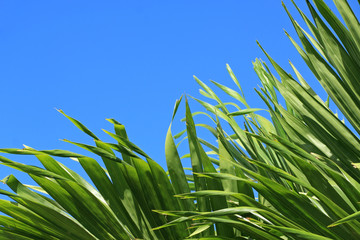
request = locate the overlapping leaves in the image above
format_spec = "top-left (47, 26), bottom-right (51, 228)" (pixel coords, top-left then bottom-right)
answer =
top-left (0, 0), bottom-right (360, 239)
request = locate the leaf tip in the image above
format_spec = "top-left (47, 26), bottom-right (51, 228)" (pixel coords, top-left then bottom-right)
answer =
top-left (22, 144), bottom-right (32, 149)
top-left (56, 108), bottom-right (64, 114)
top-left (1, 175), bottom-right (11, 184)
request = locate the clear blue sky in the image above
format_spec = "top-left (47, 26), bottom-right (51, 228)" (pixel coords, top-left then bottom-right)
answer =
top-left (0, 1), bottom-right (355, 183)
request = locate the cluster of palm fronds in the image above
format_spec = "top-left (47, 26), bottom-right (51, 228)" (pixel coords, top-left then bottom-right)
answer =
top-left (1, 0), bottom-right (360, 239)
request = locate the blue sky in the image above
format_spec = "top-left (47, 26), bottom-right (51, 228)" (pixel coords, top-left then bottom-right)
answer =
top-left (0, 1), bottom-right (355, 183)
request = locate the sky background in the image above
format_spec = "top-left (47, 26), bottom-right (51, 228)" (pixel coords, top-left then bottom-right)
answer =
top-left (0, 0), bottom-right (357, 185)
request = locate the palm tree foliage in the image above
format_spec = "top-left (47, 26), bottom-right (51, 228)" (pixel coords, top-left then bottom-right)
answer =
top-left (0, 0), bottom-right (360, 239)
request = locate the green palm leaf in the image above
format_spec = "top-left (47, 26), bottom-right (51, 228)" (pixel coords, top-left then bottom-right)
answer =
top-left (1, 0), bottom-right (360, 239)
